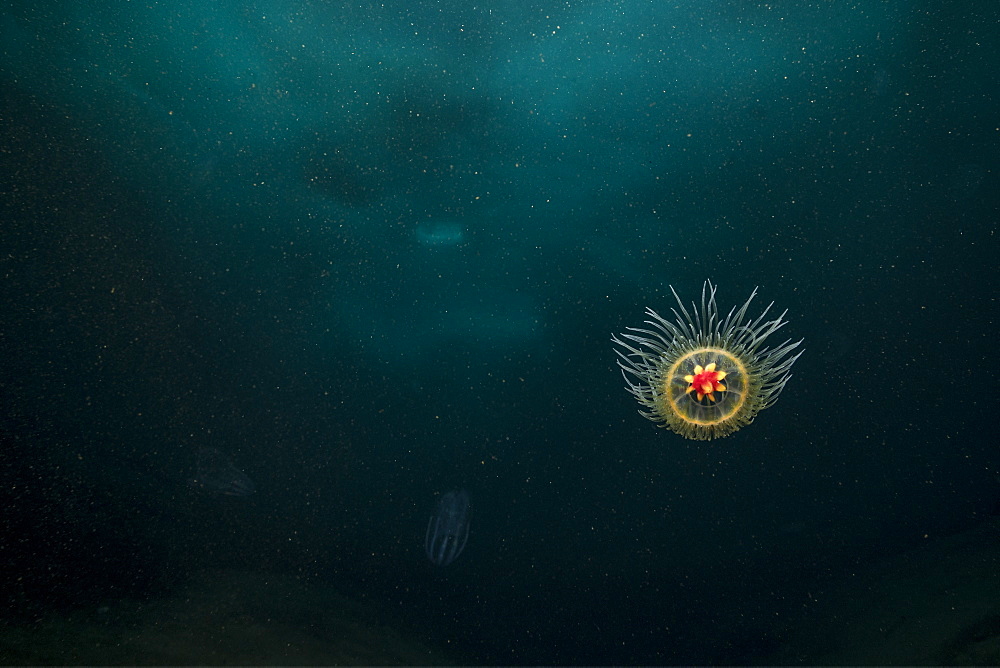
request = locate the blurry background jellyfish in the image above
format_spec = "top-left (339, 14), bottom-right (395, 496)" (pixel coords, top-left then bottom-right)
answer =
top-left (612, 280), bottom-right (803, 441)
top-left (425, 490), bottom-right (471, 567)
top-left (187, 447), bottom-right (256, 497)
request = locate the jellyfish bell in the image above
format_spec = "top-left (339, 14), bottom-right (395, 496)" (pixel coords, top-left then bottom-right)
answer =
top-left (414, 220), bottom-right (465, 247)
top-left (612, 280), bottom-right (803, 440)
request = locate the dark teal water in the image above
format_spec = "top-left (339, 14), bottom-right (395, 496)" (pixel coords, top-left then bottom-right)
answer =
top-left (1, 0), bottom-right (996, 663)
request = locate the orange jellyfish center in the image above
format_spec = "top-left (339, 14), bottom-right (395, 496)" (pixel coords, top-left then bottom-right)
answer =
top-left (683, 362), bottom-right (728, 403)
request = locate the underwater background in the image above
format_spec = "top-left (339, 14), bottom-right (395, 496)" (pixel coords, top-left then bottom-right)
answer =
top-left (1, 0), bottom-right (996, 664)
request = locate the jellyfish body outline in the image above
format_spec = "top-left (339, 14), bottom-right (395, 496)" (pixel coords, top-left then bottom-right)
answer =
top-left (188, 447), bottom-right (256, 496)
top-left (424, 490), bottom-right (471, 566)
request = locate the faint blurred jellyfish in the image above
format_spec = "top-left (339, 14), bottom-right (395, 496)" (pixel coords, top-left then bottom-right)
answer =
top-left (188, 447), bottom-right (256, 496)
top-left (414, 220), bottom-right (465, 247)
top-left (870, 67), bottom-right (890, 97)
top-left (425, 490), bottom-right (471, 566)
